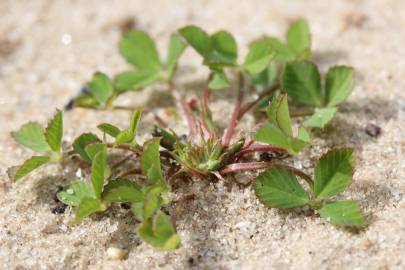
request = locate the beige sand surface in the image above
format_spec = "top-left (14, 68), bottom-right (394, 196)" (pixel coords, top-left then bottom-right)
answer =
top-left (0, 0), bottom-right (404, 269)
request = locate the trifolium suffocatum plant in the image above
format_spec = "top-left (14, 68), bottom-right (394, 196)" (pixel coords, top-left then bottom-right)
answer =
top-left (8, 20), bottom-right (366, 251)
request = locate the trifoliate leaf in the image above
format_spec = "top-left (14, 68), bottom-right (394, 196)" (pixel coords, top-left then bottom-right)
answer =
top-left (209, 71), bottom-right (230, 89)
top-left (318, 200), bottom-right (366, 228)
top-left (267, 37), bottom-right (296, 62)
top-left (87, 72), bottom-right (114, 104)
top-left (314, 149), bottom-right (354, 199)
top-left (75, 197), bottom-right (106, 221)
top-left (9, 156), bottom-right (51, 181)
top-left (303, 107), bottom-right (337, 128)
top-left (255, 123), bottom-right (308, 155)
top-left (85, 143), bottom-right (107, 161)
top-left (119, 30), bottom-right (160, 72)
top-left (206, 31), bottom-right (237, 66)
top-left (267, 94), bottom-right (292, 136)
top-left (114, 70), bottom-right (161, 93)
top-left (141, 138), bottom-right (165, 187)
top-left (12, 122), bottom-right (51, 152)
top-left (72, 133), bottom-right (101, 163)
top-left (91, 150), bottom-right (107, 199)
top-left (129, 107), bottom-right (142, 135)
top-left (114, 130), bottom-right (134, 146)
top-left (57, 181), bottom-right (95, 206)
top-left (324, 66), bottom-right (354, 107)
top-left (179, 25), bottom-right (212, 57)
top-left (244, 38), bottom-right (274, 75)
top-left (286, 20), bottom-right (311, 57)
top-left (255, 166), bottom-right (310, 208)
top-left (97, 123), bottom-right (120, 138)
top-left (45, 110), bottom-right (63, 152)
top-left (282, 61), bottom-right (322, 106)
top-left (115, 108), bottom-right (142, 145)
top-left (137, 211), bottom-right (181, 250)
top-left (166, 34), bottom-right (187, 78)
top-left (102, 179), bottom-right (143, 204)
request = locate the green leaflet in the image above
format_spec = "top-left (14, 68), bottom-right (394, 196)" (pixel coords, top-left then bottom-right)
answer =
top-left (12, 122), bottom-right (51, 152)
top-left (166, 34), bottom-right (187, 78)
top-left (178, 25), bottom-right (212, 56)
top-left (132, 201), bottom-right (144, 221)
top-left (45, 110), bottom-right (63, 152)
top-left (256, 94), bottom-right (308, 155)
top-left (244, 38), bottom-right (274, 75)
top-left (115, 108), bottom-right (142, 145)
top-left (73, 94), bottom-right (99, 109)
top-left (140, 138), bottom-right (165, 187)
top-left (206, 30), bottom-right (238, 66)
top-left (318, 200), bottom-right (366, 228)
top-left (267, 37), bottom-right (296, 62)
top-left (114, 70), bottom-right (160, 93)
top-left (267, 94), bottom-right (292, 136)
top-left (209, 71), bottom-right (230, 89)
top-left (142, 185), bottom-right (164, 220)
top-left (282, 61), bottom-right (322, 106)
top-left (251, 62), bottom-right (278, 88)
top-left (72, 133), bottom-right (101, 163)
top-left (286, 20), bottom-right (311, 57)
top-left (297, 127), bottom-right (311, 142)
top-left (303, 107), bottom-right (337, 128)
top-left (75, 197), bottom-right (106, 221)
top-left (314, 149), bottom-right (354, 199)
top-left (119, 30), bottom-right (160, 72)
top-left (102, 179), bottom-right (143, 204)
top-left (57, 181), bottom-right (95, 206)
top-left (91, 150), bottom-right (107, 199)
top-left (87, 72), bottom-right (114, 105)
top-left (255, 166), bottom-right (309, 208)
top-left (85, 143), bottom-right (107, 162)
top-left (97, 123), bottom-right (120, 138)
top-left (324, 66), bottom-right (354, 107)
top-left (266, 20), bottom-right (311, 62)
top-left (255, 123), bottom-right (308, 155)
top-left (179, 26), bottom-right (238, 69)
top-left (9, 156), bottom-right (51, 181)
top-left (137, 211), bottom-right (181, 250)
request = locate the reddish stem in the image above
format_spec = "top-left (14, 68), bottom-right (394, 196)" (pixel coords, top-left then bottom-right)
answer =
top-left (234, 144), bottom-right (288, 159)
top-left (116, 168), bottom-right (143, 178)
top-left (221, 72), bottom-right (244, 147)
top-left (220, 161), bottom-right (274, 174)
top-left (238, 83), bottom-right (280, 120)
top-left (154, 114), bottom-right (168, 128)
top-left (181, 98), bottom-right (198, 140)
top-left (219, 161), bottom-right (313, 188)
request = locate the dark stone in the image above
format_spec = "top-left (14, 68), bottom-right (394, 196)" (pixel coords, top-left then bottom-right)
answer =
top-left (365, 123), bottom-right (381, 137)
top-left (51, 204), bottom-right (67, 214)
top-left (120, 203), bottom-right (131, 210)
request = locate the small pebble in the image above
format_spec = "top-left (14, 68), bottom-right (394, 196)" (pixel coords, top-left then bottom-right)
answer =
top-left (365, 123), bottom-right (381, 137)
top-left (106, 247), bottom-right (127, 260)
top-left (120, 202), bottom-right (131, 209)
top-left (51, 204), bottom-right (67, 214)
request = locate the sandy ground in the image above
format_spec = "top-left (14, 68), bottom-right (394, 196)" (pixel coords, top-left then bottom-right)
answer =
top-left (0, 0), bottom-right (404, 269)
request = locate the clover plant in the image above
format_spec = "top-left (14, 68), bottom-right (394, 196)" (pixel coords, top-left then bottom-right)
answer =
top-left (8, 20), bottom-right (366, 251)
